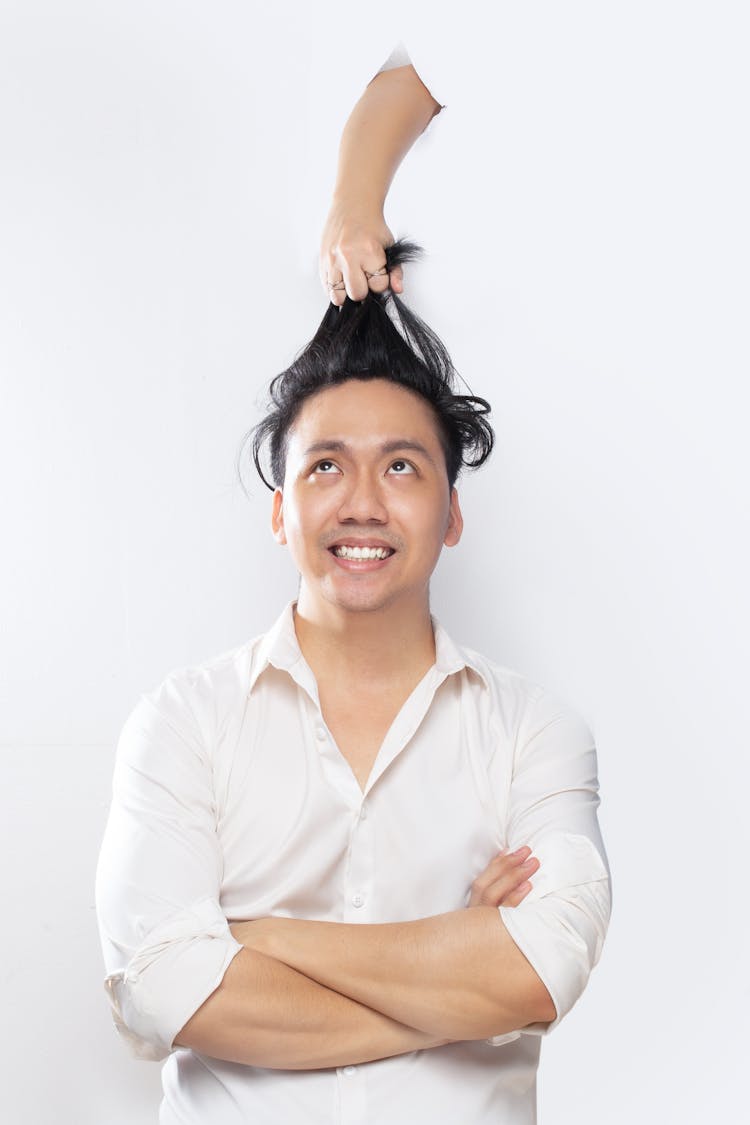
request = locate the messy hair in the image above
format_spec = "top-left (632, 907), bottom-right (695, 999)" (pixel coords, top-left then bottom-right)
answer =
top-left (241, 239), bottom-right (494, 491)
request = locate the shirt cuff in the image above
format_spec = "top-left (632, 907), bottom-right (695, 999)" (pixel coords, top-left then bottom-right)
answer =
top-left (484, 1030), bottom-right (522, 1047)
top-left (497, 833), bottom-right (611, 1037)
top-left (102, 897), bottom-right (244, 1060)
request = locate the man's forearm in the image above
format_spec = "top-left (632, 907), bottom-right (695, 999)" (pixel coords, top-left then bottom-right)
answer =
top-left (174, 946), bottom-right (452, 1069)
top-left (232, 907), bottom-right (556, 1041)
top-left (333, 64), bottom-right (441, 215)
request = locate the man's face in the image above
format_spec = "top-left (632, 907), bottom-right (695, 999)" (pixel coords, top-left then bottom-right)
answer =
top-left (271, 378), bottom-right (463, 616)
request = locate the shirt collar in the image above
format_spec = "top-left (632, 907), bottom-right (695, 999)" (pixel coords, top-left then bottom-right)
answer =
top-left (247, 600), bottom-right (303, 694)
top-left (247, 600), bottom-right (490, 696)
top-left (432, 613), bottom-right (491, 689)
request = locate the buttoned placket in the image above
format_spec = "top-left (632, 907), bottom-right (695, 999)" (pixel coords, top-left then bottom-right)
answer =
top-left (281, 653), bottom-right (455, 1123)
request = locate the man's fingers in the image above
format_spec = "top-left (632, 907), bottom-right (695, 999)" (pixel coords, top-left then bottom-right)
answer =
top-left (328, 286), bottom-right (346, 308)
top-left (340, 258), bottom-right (369, 303)
top-left (389, 264), bottom-right (404, 294)
top-left (476, 846), bottom-right (531, 884)
top-left (365, 267), bottom-right (391, 295)
top-left (323, 242), bottom-right (397, 305)
top-left (469, 847), bottom-right (539, 908)
top-left (322, 256), bottom-right (347, 307)
top-left (319, 209), bottom-right (399, 303)
top-left (501, 881), bottom-right (533, 908)
top-left (483, 857), bottom-right (539, 902)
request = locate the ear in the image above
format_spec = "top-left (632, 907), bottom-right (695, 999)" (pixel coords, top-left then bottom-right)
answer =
top-left (443, 487), bottom-right (463, 548)
top-left (271, 488), bottom-right (287, 544)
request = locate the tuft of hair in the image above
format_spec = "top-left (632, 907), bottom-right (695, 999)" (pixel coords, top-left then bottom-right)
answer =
top-left (242, 238), bottom-right (494, 491)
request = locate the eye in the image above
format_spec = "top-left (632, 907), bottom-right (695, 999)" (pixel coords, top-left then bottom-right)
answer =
top-left (387, 459), bottom-right (416, 475)
top-left (312, 459), bottom-right (341, 475)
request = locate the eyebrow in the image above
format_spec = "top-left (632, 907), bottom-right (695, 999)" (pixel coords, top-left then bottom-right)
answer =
top-left (302, 439), bottom-right (437, 466)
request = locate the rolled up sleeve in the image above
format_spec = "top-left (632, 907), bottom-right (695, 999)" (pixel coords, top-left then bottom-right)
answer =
top-left (492, 695), bottom-right (612, 1041)
top-left (95, 680), bottom-right (243, 1060)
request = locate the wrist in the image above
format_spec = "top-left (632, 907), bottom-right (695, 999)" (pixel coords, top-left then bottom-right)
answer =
top-left (329, 186), bottom-right (386, 220)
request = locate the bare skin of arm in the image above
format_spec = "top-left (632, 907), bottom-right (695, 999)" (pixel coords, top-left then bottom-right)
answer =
top-left (320, 63), bottom-right (442, 305)
top-left (232, 901), bottom-right (554, 1043)
top-left (175, 848), bottom-right (543, 1067)
top-left (174, 946), bottom-right (451, 1069)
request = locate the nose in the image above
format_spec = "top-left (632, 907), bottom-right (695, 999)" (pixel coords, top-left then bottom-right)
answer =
top-left (337, 469), bottom-right (388, 524)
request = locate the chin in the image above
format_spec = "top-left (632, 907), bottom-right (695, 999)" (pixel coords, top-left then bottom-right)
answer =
top-left (322, 582), bottom-right (402, 616)
top-left (328, 592), bottom-right (391, 614)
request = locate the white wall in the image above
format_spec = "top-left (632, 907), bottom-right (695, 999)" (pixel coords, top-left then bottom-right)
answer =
top-left (1, 2), bottom-right (748, 1121)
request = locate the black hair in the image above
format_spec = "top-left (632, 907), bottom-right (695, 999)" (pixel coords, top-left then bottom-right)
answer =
top-left (241, 239), bottom-right (494, 491)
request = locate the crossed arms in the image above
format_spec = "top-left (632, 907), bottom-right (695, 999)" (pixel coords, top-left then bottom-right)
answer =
top-left (96, 687), bottom-right (610, 1069)
top-left (173, 852), bottom-right (555, 1069)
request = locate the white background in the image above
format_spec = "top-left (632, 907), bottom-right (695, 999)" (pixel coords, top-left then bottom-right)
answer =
top-left (1, 1), bottom-right (748, 1122)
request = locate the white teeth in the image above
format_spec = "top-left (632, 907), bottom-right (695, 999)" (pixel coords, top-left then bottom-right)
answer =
top-left (333, 545), bottom-right (392, 560)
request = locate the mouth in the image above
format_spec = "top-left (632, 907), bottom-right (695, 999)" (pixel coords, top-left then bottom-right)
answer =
top-left (327, 541), bottom-right (397, 569)
top-left (329, 544), bottom-right (395, 561)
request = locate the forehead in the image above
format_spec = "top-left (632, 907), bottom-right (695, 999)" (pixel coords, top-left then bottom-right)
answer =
top-left (287, 378), bottom-right (445, 452)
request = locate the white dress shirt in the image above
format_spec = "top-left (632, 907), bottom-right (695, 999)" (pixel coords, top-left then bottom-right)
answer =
top-left (96, 600), bottom-right (610, 1124)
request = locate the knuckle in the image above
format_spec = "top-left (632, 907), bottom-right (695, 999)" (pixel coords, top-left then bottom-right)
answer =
top-left (336, 240), bottom-right (359, 259)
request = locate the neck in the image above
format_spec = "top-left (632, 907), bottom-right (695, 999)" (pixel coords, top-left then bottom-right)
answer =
top-left (293, 589), bottom-right (436, 689)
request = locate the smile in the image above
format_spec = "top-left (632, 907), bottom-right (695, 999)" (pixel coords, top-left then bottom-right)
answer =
top-left (330, 545), bottom-right (395, 560)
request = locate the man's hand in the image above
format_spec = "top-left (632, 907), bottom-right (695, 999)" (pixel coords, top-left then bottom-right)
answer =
top-left (320, 64), bottom-right (441, 305)
top-left (234, 846), bottom-right (541, 957)
top-left (319, 202), bottom-right (403, 306)
top-left (468, 846), bottom-right (540, 909)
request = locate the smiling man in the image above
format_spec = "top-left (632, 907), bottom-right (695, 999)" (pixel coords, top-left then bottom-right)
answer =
top-left (96, 240), bottom-right (611, 1124)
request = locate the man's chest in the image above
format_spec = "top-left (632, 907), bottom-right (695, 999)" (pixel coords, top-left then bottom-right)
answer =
top-left (213, 672), bottom-right (512, 923)
top-left (317, 684), bottom-right (415, 793)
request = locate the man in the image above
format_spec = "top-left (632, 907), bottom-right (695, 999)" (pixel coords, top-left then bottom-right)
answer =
top-left (96, 244), bottom-right (610, 1123)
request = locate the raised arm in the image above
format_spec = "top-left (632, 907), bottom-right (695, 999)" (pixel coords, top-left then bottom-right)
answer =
top-left (320, 58), bottom-right (442, 305)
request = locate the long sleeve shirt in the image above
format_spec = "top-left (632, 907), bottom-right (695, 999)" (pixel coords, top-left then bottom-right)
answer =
top-left (95, 599), bottom-right (611, 1124)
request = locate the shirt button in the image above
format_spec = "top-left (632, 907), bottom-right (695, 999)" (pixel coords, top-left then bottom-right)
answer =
top-left (343, 1065), bottom-right (357, 1076)
top-left (360, 804), bottom-right (368, 820)
top-left (315, 726), bottom-right (327, 741)
top-left (352, 893), bottom-right (365, 908)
